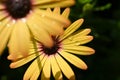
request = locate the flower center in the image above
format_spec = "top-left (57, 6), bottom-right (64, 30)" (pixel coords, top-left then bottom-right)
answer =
top-left (4, 0), bottom-right (32, 19)
top-left (42, 38), bottom-right (61, 56)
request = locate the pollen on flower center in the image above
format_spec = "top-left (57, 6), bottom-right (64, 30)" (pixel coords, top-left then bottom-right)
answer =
top-left (41, 38), bottom-right (61, 55)
top-left (4, 0), bottom-right (32, 19)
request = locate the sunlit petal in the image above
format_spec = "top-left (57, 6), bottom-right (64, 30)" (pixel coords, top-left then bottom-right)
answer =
top-left (55, 54), bottom-right (75, 80)
top-left (73, 28), bottom-right (91, 37)
top-left (27, 15), bottom-right (53, 48)
top-left (41, 56), bottom-right (51, 80)
top-left (61, 8), bottom-right (70, 18)
top-left (60, 19), bottom-right (84, 40)
top-left (0, 21), bottom-right (14, 55)
top-left (8, 20), bottom-right (30, 57)
top-left (63, 45), bottom-right (95, 55)
top-left (46, 8), bottom-right (52, 13)
top-left (23, 58), bottom-right (39, 80)
top-left (53, 7), bottom-right (60, 14)
top-left (0, 17), bottom-right (11, 33)
top-left (50, 55), bottom-right (63, 80)
top-left (34, 9), bottom-right (71, 28)
top-left (59, 50), bottom-right (87, 70)
top-left (29, 12), bottom-right (64, 35)
top-left (63, 36), bottom-right (93, 45)
top-left (30, 55), bottom-right (47, 80)
top-left (9, 52), bottom-right (40, 68)
top-left (23, 54), bottom-right (46, 80)
top-left (33, 0), bottom-right (75, 8)
top-left (0, 11), bottom-right (8, 20)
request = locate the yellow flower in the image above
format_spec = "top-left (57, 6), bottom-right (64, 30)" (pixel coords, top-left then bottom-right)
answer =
top-left (9, 18), bottom-right (95, 80)
top-left (0, 0), bottom-right (75, 56)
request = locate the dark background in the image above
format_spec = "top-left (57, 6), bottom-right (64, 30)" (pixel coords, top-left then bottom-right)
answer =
top-left (70, 0), bottom-right (120, 80)
top-left (0, 0), bottom-right (120, 80)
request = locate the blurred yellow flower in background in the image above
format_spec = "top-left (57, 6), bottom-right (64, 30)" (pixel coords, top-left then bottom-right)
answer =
top-left (0, 0), bottom-right (75, 56)
top-left (9, 15), bottom-right (95, 79)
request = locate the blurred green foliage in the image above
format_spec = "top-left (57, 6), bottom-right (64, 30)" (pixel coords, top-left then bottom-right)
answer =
top-left (0, 0), bottom-right (120, 80)
top-left (70, 0), bottom-right (120, 80)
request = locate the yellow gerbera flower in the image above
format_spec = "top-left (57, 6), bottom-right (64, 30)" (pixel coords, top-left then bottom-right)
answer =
top-left (0, 0), bottom-right (75, 56)
top-left (9, 18), bottom-right (95, 80)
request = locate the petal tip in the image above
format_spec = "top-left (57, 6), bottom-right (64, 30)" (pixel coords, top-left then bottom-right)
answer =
top-left (81, 64), bottom-right (88, 70)
top-left (9, 63), bottom-right (16, 69)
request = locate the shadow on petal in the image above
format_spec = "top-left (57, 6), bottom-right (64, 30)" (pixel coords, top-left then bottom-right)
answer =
top-left (55, 71), bottom-right (62, 79)
top-left (69, 75), bottom-right (75, 80)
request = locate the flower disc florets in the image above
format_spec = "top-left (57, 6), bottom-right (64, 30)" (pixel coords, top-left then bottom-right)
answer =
top-left (41, 37), bottom-right (61, 55)
top-left (4, 0), bottom-right (32, 19)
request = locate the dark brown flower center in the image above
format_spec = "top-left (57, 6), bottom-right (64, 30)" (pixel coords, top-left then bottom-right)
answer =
top-left (42, 38), bottom-right (61, 56)
top-left (4, 0), bottom-right (32, 19)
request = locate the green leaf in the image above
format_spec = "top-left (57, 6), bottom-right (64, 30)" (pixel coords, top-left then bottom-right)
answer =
top-left (94, 3), bottom-right (112, 11)
top-left (83, 3), bottom-right (94, 12)
top-left (78, 0), bottom-right (92, 4)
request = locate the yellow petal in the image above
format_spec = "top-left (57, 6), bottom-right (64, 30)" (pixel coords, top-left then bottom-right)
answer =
top-left (33, 0), bottom-right (75, 8)
top-left (59, 50), bottom-right (87, 70)
top-left (55, 54), bottom-right (75, 80)
top-left (23, 58), bottom-right (39, 80)
top-left (32, 0), bottom-right (56, 5)
top-left (0, 11), bottom-right (8, 20)
top-left (63, 45), bottom-right (95, 55)
top-left (0, 18), bottom-right (11, 33)
top-left (46, 8), bottom-right (52, 13)
top-left (46, 7), bottom-right (70, 19)
top-left (30, 55), bottom-right (47, 80)
top-left (29, 12), bottom-right (64, 35)
top-left (63, 36), bottom-right (93, 45)
top-left (9, 52), bottom-right (40, 68)
top-left (34, 9), bottom-right (71, 28)
top-left (23, 54), bottom-right (46, 80)
top-left (61, 8), bottom-right (70, 18)
top-left (29, 41), bottom-right (42, 54)
top-left (60, 19), bottom-right (84, 40)
top-left (8, 30), bottom-right (38, 61)
top-left (50, 55), bottom-right (63, 80)
top-left (8, 20), bottom-right (30, 57)
top-left (73, 28), bottom-right (91, 37)
top-left (0, 5), bottom-right (5, 10)
top-left (41, 56), bottom-right (51, 80)
top-left (53, 7), bottom-right (60, 14)
top-left (0, 20), bottom-right (14, 55)
top-left (27, 15), bottom-right (54, 48)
